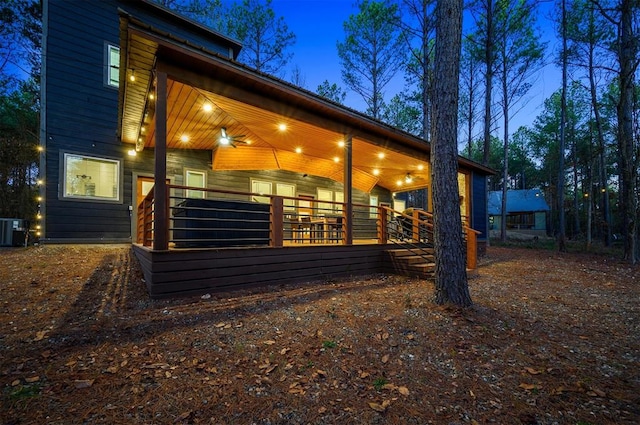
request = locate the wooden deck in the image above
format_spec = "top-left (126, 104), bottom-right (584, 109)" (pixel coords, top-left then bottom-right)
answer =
top-left (133, 186), bottom-right (478, 298)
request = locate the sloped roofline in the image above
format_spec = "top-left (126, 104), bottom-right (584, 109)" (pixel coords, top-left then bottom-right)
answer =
top-left (120, 8), bottom-right (495, 177)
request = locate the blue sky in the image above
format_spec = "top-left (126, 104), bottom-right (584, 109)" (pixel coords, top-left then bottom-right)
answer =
top-left (268, 0), bottom-right (563, 136)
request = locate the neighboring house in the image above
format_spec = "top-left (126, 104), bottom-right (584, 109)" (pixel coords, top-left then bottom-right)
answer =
top-left (40, 0), bottom-right (494, 297)
top-left (488, 189), bottom-right (550, 237)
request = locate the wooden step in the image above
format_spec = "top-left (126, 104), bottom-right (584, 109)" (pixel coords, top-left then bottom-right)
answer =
top-left (385, 248), bottom-right (435, 279)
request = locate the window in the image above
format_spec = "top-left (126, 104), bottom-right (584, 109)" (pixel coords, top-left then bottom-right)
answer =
top-left (106, 44), bottom-right (120, 87)
top-left (276, 183), bottom-right (296, 211)
top-left (317, 188), bottom-right (343, 215)
top-left (63, 154), bottom-right (120, 201)
top-left (185, 170), bottom-right (206, 198)
top-left (251, 179), bottom-right (272, 203)
top-left (369, 195), bottom-right (378, 219)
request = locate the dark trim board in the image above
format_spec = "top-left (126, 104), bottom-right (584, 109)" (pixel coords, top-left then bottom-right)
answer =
top-left (133, 244), bottom-right (393, 298)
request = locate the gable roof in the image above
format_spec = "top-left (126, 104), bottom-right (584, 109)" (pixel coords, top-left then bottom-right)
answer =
top-left (488, 189), bottom-right (550, 215)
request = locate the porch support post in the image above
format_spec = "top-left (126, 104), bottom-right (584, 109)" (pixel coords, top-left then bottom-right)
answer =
top-left (343, 134), bottom-right (353, 245)
top-left (270, 196), bottom-right (284, 247)
top-left (153, 69), bottom-right (169, 251)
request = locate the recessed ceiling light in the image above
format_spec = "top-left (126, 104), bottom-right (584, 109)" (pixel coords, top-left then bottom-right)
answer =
top-left (180, 134), bottom-right (189, 143)
top-left (396, 180), bottom-right (403, 186)
top-left (418, 164), bottom-right (424, 171)
top-left (338, 140), bottom-right (345, 148)
top-left (203, 103), bottom-right (213, 112)
top-left (333, 156), bottom-right (340, 163)
top-left (295, 147), bottom-right (302, 154)
top-left (372, 168), bottom-right (380, 176)
top-left (278, 123), bottom-right (287, 131)
top-left (377, 152), bottom-right (385, 159)
top-left (149, 93), bottom-right (155, 100)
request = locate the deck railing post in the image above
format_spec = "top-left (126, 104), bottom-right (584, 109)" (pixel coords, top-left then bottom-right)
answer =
top-left (271, 196), bottom-right (284, 247)
top-left (466, 227), bottom-right (477, 269)
top-left (137, 202), bottom-right (144, 244)
top-left (412, 209), bottom-right (420, 243)
top-left (378, 207), bottom-right (388, 244)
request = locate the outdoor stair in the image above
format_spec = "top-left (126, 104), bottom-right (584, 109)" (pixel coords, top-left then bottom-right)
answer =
top-left (386, 247), bottom-right (435, 279)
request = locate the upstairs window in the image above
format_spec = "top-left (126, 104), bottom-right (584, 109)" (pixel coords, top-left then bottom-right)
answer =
top-left (106, 44), bottom-right (120, 87)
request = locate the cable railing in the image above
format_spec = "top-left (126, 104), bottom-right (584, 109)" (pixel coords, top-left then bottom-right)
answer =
top-left (136, 184), bottom-right (478, 269)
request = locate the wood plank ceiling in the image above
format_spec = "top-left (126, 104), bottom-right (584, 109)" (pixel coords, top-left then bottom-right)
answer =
top-left (121, 36), bottom-right (430, 193)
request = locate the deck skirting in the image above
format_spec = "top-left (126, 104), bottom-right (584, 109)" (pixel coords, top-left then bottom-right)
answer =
top-left (133, 244), bottom-right (393, 298)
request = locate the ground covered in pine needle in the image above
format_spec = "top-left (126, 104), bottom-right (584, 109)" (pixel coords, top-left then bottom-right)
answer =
top-left (0, 244), bottom-right (638, 425)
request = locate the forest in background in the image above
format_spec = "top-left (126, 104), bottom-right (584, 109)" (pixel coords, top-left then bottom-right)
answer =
top-left (0, 0), bottom-right (638, 262)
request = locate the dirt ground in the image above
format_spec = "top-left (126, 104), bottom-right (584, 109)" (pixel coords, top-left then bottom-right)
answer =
top-left (0, 244), bottom-right (638, 425)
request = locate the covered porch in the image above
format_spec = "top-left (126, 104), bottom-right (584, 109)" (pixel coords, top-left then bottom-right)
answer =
top-left (119, 12), bottom-right (488, 297)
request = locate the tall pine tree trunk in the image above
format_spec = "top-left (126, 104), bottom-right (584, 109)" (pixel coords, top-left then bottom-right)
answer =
top-left (617, 0), bottom-right (637, 264)
top-left (558, 0), bottom-right (568, 252)
top-left (431, 0), bottom-right (471, 307)
top-left (482, 0), bottom-right (494, 167)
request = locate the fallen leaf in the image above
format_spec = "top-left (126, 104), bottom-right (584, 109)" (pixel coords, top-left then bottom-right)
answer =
top-left (381, 354), bottom-right (389, 363)
top-left (73, 379), bottom-right (94, 389)
top-left (280, 348), bottom-right (290, 355)
top-left (263, 340), bottom-right (276, 345)
top-left (519, 383), bottom-right (539, 391)
top-left (398, 386), bottom-right (410, 396)
top-left (34, 331), bottom-right (47, 341)
top-left (525, 367), bottom-right (542, 375)
top-left (11, 380), bottom-right (20, 386)
top-left (105, 366), bottom-right (118, 374)
top-left (25, 376), bottom-right (39, 383)
top-left (215, 322), bottom-right (226, 328)
top-left (369, 400), bottom-right (391, 412)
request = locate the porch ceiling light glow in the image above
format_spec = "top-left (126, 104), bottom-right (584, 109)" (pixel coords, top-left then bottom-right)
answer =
top-left (418, 164), bottom-right (424, 171)
top-left (377, 152), bottom-right (385, 159)
top-left (396, 180), bottom-right (403, 186)
top-left (128, 149), bottom-right (137, 156)
top-left (202, 103), bottom-right (213, 112)
top-left (295, 147), bottom-right (302, 153)
top-left (338, 140), bottom-right (345, 148)
top-left (333, 156), bottom-right (340, 163)
top-left (149, 92), bottom-right (155, 100)
top-left (372, 168), bottom-right (380, 176)
top-left (180, 134), bottom-right (190, 143)
top-left (278, 123), bottom-right (287, 131)
top-left (129, 69), bottom-right (136, 82)
top-left (405, 173), bottom-right (413, 183)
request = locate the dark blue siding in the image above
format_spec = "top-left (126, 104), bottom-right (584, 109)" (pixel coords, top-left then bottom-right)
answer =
top-left (43, 0), bottom-right (236, 242)
top-left (471, 172), bottom-right (488, 239)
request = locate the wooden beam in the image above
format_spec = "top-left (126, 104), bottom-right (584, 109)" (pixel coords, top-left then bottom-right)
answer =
top-left (153, 69), bottom-right (169, 251)
top-left (343, 135), bottom-right (353, 245)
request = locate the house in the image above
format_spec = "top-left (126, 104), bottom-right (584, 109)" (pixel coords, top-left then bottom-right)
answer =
top-left (39, 0), bottom-right (494, 297)
top-left (488, 189), bottom-right (550, 237)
